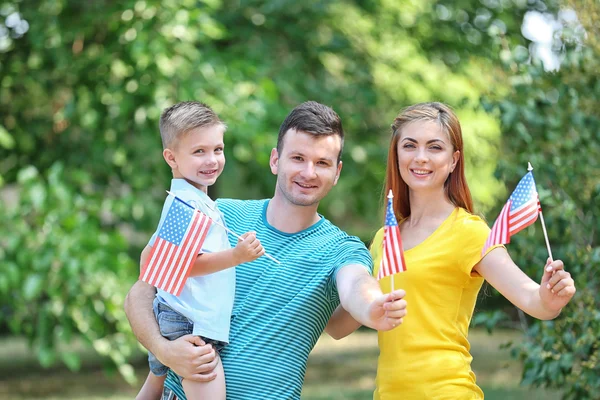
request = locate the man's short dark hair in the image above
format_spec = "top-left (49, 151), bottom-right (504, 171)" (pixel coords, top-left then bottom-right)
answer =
top-left (277, 101), bottom-right (345, 163)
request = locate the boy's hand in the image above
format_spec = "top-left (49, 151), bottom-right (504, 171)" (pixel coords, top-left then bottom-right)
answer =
top-left (233, 231), bottom-right (265, 264)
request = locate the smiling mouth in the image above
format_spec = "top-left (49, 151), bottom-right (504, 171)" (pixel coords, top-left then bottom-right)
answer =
top-left (295, 182), bottom-right (317, 189)
top-left (410, 169), bottom-right (432, 176)
top-left (201, 169), bottom-right (218, 175)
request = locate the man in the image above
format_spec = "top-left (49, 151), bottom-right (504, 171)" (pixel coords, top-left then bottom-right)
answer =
top-left (125, 101), bottom-right (408, 400)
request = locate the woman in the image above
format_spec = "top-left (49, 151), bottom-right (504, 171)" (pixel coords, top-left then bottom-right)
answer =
top-left (326, 102), bottom-right (576, 399)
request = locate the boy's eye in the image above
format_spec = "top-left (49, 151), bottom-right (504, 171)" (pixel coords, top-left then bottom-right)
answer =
top-left (195, 149), bottom-right (204, 154)
top-left (215, 147), bottom-right (224, 153)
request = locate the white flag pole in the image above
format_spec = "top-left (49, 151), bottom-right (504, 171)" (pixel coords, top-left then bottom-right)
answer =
top-left (528, 163), bottom-right (554, 262)
top-left (388, 189), bottom-right (395, 293)
top-left (167, 191), bottom-right (281, 265)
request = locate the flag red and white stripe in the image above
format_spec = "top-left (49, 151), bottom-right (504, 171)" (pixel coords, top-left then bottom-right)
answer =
top-left (378, 192), bottom-right (407, 280)
top-left (482, 171), bottom-right (540, 255)
top-left (140, 198), bottom-right (212, 296)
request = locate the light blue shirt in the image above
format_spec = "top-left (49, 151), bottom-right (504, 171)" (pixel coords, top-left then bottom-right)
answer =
top-left (149, 179), bottom-right (234, 343)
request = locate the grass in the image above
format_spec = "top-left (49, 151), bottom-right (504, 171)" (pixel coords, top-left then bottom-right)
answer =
top-left (0, 329), bottom-right (560, 399)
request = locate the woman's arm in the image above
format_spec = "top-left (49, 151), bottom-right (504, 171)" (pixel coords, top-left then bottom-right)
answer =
top-left (474, 247), bottom-right (576, 320)
top-left (325, 305), bottom-right (362, 340)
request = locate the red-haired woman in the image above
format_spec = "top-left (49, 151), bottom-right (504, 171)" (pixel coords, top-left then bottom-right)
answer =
top-left (326, 102), bottom-right (576, 399)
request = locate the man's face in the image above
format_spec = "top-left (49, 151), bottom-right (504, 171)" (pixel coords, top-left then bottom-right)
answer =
top-left (270, 129), bottom-right (343, 207)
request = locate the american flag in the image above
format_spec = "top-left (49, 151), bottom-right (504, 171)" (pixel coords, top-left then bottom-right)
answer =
top-left (140, 197), bottom-right (212, 296)
top-left (378, 192), bottom-right (407, 280)
top-left (482, 171), bottom-right (540, 256)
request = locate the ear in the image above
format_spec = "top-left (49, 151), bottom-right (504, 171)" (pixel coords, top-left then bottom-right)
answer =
top-left (269, 148), bottom-right (279, 175)
top-left (163, 148), bottom-right (178, 170)
top-left (333, 161), bottom-right (343, 186)
top-left (450, 150), bottom-right (460, 173)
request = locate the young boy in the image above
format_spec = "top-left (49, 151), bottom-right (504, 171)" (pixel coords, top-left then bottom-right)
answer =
top-left (137, 101), bottom-right (264, 400)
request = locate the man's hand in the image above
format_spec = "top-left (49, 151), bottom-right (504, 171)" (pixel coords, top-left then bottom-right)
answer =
top-left (336, 264), bottom-right (408, 331)
top-left (159, 335), bottom-right (219, 382)
top-left (365, 289), bottom-right (407, 331)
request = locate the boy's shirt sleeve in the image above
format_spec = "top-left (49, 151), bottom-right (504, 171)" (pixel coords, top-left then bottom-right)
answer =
top-left (147, 195), bottom-right (175, 247)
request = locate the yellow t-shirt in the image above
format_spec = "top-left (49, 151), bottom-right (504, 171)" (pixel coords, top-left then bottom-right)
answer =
top-left (371, 207), bottom-right (501, 400)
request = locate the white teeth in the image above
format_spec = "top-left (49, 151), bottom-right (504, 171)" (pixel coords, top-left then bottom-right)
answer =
top-left (412, 169), bottom-right (430, 175)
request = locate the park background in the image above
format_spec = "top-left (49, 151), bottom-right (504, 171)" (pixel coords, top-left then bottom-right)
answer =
top-left (0, 0), bottom-right (598, 398)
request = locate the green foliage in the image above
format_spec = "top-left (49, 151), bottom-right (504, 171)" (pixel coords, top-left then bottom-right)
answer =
top-left (0, 163), bottom-right (139, 383)
top-left (481, 9), bottom-right (600, 398)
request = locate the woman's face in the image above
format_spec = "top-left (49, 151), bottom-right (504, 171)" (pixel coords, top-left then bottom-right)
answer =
top-left (396, 120), bottom-right (459, 194)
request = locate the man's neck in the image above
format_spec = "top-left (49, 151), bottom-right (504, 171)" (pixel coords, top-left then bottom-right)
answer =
top-left (266, 195), bottom-right (321, 234)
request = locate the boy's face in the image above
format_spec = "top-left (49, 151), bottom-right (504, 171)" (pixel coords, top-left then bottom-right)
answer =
top-left (163, 124), bottom-right (226, 193)
top-left (269, 129), bottom-right (342, 207)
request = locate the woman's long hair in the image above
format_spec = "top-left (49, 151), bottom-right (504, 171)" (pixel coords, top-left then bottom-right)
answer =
top-left (384, 102), bottom-right (474, 221)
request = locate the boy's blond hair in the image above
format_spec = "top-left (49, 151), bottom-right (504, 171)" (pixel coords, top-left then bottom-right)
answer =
top-left (159, 101), bottom-right (226, 149)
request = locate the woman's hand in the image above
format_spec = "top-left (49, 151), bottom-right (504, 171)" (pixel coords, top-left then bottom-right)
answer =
top-left (539, 259), bottom-right (576, 315)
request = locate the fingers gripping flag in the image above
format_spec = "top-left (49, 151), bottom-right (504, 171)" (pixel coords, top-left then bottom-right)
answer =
top-left (140, 197), bottom-right (212, 296)
top-left (482, 171), bottom-right (540, 256)
top-left (378, 191), bottom-right (407, 280)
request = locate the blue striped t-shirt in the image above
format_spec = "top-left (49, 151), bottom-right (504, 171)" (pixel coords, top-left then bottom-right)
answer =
top-left (165, 198), bottom-right (372, 399)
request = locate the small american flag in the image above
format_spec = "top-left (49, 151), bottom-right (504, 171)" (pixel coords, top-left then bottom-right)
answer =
top-left (482, 171), bottom-right (540, 256)
top-left (140, 197), bottom-right (212, 296)
top-left (378, 191), bottom-right (407, 280)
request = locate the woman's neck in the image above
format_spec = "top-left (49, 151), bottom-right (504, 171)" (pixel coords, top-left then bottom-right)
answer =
top-left (406, 190), bottom-right (455, 227)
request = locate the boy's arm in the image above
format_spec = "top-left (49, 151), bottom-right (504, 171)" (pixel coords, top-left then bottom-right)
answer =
top-left (189, 232), bottom-right (264, 276)
top-left (124, 246), bottom-right (219, 381)
top-left (335, 264), bottom-right (407, 331)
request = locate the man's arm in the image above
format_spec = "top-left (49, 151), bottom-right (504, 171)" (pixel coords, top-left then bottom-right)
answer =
top-left (335, 264), bottom-right (407, 331)
top-left (124, 246), bottom-right (219, 381)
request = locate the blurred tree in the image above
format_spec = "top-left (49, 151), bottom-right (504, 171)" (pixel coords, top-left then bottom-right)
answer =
top-left (480, 1), bottom-right (599, 398)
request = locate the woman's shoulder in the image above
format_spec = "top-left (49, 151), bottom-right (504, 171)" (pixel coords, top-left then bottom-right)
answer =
top-left (453, 207), bottom-right (491, 238)
top-left (370, 227), bottom-right (385, 246)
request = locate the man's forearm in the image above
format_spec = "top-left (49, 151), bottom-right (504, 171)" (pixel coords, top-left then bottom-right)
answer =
top-left (124, 280), bottom-right (165, 354)
top-left (338, 266), bottom-right (381, 326)
top-left (336, 264), bottom-right (407, 332)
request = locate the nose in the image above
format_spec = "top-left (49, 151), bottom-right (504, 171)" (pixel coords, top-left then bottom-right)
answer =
top-left (206, 152), bottom-right (218, 166)
top-left (300, 162), bottom-right (317, 179)
top-left (415, 148), bottom-right (428, 163)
